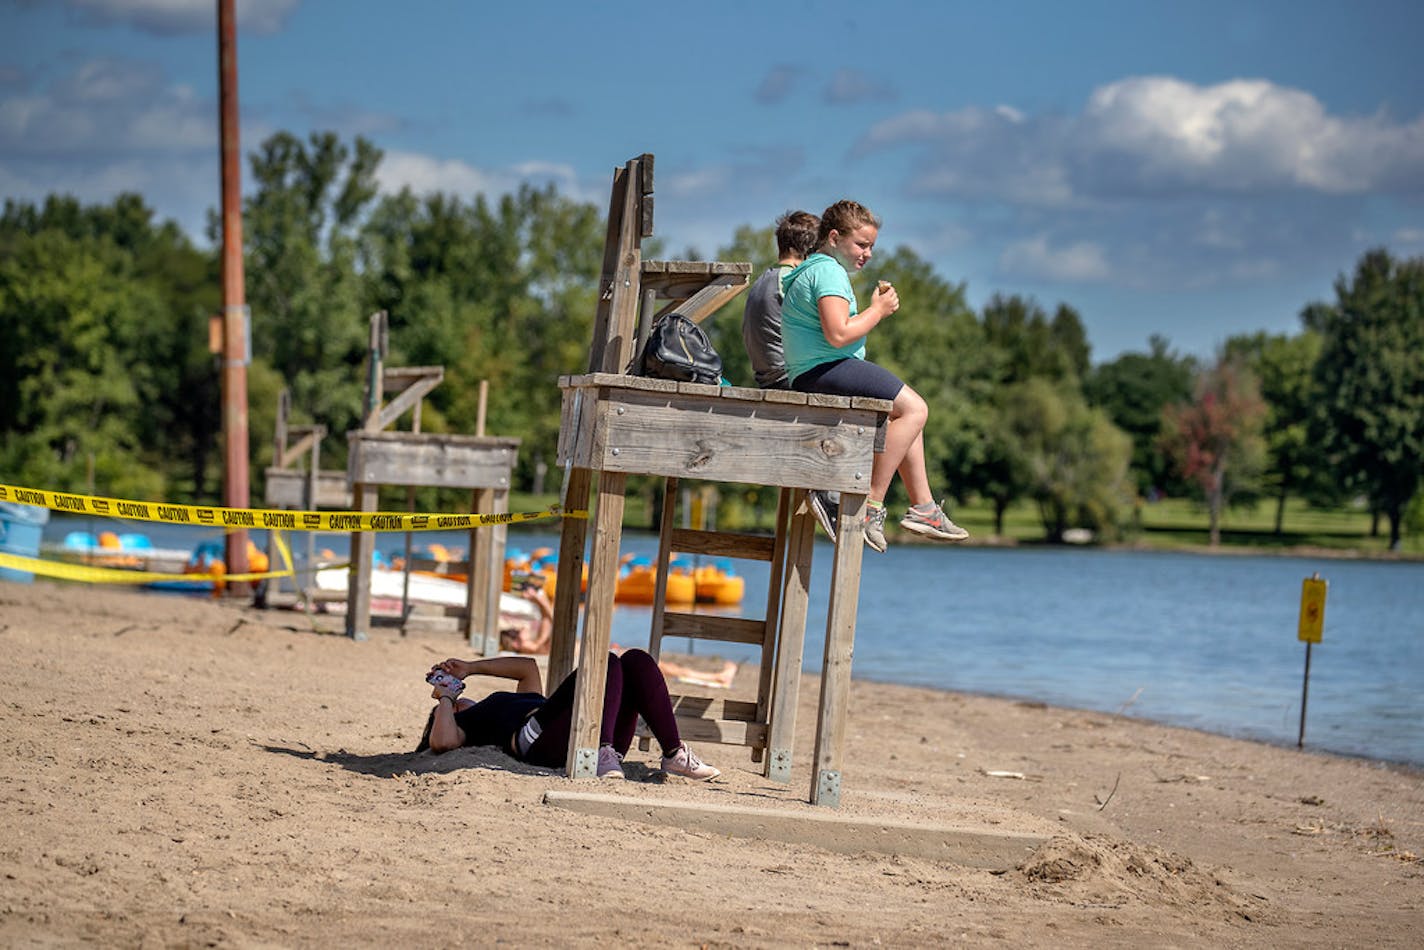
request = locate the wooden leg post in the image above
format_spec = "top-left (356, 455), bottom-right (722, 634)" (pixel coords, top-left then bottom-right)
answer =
top-left (467, 486), bottom-right (503, 655)
top-left (547, 467), bottom-right (590, 693)
top-left (766, 489), bottom-right (815, 782)
top-left (565, 472), bottom-right (626, 779)
top-left (811, 491), bottom-right (866, 806)
top-left (345, 481), bottom-right (377, 641)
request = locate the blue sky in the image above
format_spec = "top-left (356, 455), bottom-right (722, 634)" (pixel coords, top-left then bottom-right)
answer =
top-left (3, 0), bottom-right (1422, 362)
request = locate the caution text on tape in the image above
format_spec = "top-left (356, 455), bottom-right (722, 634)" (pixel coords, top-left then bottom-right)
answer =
top-left (0, 483), bottom-right (586, 532)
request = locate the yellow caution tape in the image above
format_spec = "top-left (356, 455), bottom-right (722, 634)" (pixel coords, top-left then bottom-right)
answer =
top-left (0, 482), bottom-right (586, 532)
top-left (0, 550), bottom-right (293, 585)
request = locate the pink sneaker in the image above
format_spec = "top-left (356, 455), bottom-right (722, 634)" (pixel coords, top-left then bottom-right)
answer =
top-left (596, 745), bottom-right (625, 779)
top-left (660, 743), bottom-right (720, 781)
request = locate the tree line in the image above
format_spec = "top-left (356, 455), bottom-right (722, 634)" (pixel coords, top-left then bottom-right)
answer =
top-left (2, 132), bottom-right (1421, 548)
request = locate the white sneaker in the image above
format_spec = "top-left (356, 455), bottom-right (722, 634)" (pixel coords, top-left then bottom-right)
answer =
top-left (596, 744), bottom-right (625, 779)
top-left (660, 742), bottom-right (720, 781)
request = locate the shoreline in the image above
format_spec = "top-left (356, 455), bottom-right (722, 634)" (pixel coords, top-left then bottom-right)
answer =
top-left (846, 670), bottom-right (1424, 776)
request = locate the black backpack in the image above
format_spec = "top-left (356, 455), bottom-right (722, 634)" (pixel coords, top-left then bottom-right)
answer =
top-left (631, 312), bottom-right (723, 385)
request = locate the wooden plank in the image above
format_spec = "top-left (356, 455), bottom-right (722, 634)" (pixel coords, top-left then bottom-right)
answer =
top-left (546, 467), bottom-right (590, 692)
top-left (766, 489), bottom-right (815, 782)
top-left (661, 612), bottom-right (767, 645)
top-left (670, 716), bottom-right (766, 747)
top-left (344, 481), bottom-right (378, 641)
top-left (811, 491), bottom-right (867, 807)
top-left (382, 365), bottom-right (443, 390)
top-left (716, 383), bottom-right (768, 401)
top-left (541, 792), bottom-right (1048, 870)
top-left (673, 276), bottom-right (751, 324)
top-left (565, 471), bottom-right (625, 778)
top-left (667, 527), bottom-right (776, 561)
top-left (755, 487), bottom-right (792, 763)
top-left (587, 163), bottom-right (628, 375)
top-left (350, 434), bottom-right (519, 490)
top-left (567, 392), bottom-right (880, 491)
top-left (466, 486), bottom-right (506, 654)
top-left (276, 430), bottom-right (321, 469)
top-left (263, 469), bottom-right (351, 509)
top-left (566, 372), bottom-right (779, 401)
top-left (648, 477), bottom-right (680, 662)
top-left (760, 388), bottom-right (810, 405)
top-left (673, 379), bottom-right (725, 397)
top-left (597, 156), bottom-right (647, 374)
top-left (667, 695), bottom-right (759, 721)
top-left (641, 260), bottom-right (751, 277)
top-left (375, 375), bottom-right (441, 431)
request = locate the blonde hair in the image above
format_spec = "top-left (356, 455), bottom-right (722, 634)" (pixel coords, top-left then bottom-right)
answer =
top-left (816, 200), bottom-right (881, 250)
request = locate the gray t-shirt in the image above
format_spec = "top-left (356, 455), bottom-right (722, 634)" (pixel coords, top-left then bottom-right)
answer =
top-left (741, 264), bottom-right (793, 389)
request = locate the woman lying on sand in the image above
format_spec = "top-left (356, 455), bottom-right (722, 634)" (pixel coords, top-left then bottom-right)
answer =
top-left (417, 649), bottom-right (719, 781)
top-left (497, 582), bottom-right (738, 689)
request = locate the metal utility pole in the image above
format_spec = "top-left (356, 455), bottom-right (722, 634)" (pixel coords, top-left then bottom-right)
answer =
top-left (218, 0), bottom-right (250, 584)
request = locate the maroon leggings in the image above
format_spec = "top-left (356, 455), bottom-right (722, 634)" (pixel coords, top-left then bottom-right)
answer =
top-left (523, 649), bottom-right (681, 767)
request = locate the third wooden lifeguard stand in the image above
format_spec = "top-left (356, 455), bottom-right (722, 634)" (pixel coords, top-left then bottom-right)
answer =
top-left (345, 311), bottom-right (520, 649)
top-left (546, 154), bottom-right (889, 806)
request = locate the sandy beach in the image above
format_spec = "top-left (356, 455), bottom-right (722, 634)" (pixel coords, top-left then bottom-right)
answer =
top-left (1, 579), bottom-right (1420, 947)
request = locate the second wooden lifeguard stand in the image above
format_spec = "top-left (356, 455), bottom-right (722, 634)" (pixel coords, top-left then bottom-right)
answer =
top-left (546, 154), bottom-right (889, 806)
top-left (344, 311), bottom-right (521, 650)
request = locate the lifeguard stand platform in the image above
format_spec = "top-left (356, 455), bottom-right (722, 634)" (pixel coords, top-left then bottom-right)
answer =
top-left (344, 311), bottom-right (521, 650)
top-left (546, 154), bottom-right (890, 806)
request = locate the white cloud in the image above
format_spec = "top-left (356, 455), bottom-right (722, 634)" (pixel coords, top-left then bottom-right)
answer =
top-left (999, 235), bottom-right (1110, 282)
top-left (0, 58), bottom-right (213, 156)
top-left (376, 151), bottom-right (586, 203)
top-left (1077, 76), bottom-right (1424, 195)
top-left (860, 75), bottom-right (1424, 204)
top-left (56, 0), bottom-right (299, 35)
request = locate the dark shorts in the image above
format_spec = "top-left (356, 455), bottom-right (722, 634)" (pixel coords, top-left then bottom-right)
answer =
top-left (790, 358), bottom-right (904, 402)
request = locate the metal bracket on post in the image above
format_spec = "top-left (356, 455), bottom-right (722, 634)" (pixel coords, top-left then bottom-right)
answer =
top-left (815, 769), bottom-right (841, 807)
top-left (766, 749), bottom-right (792, 784)
top-left (572, 746), bottom-right (598, 779)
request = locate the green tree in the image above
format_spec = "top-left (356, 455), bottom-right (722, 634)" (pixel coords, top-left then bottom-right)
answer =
top-left (0, 195), bottom-right (218, 499)
top-left (997, 379), bottom-right (1133, 541)
top-left (1305, 248), bottom-right (1424, 550)
top-left (1084, 335), bottom-right (1198, 495)
top-left (1158, 356), bottom-right (1268, 546)
top-left (859, 247), bottom-right (990, 508)
top-left (1222, 330), bottom-right (1326, 534)
top-left (242, 131), bottom-right (382, 468)
top-left (980, 293), bottom-right (1091, 386)
top-left (358, 182), bottom-right (605, 495)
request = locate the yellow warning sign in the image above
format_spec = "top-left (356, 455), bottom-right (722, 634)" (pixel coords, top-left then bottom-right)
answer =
top-left (0, 482), bottom-right (584, 532)
top-left (1298, 576), bottom-right (1327, 643)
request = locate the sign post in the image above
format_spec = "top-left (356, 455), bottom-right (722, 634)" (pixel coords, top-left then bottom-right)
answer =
top-left (1297, 573), bottom-right (1327, 748)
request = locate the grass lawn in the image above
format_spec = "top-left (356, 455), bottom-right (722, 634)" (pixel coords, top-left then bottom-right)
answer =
top-left (511, 488), bottom-right (1422, 558)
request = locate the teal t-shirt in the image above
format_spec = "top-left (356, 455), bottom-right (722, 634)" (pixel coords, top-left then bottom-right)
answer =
top-left (780, 252), bottom-right (866, 383)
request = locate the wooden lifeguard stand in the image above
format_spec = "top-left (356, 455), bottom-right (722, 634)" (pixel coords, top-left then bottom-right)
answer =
top-left (345, 311), bottom-right (521, 649)
top-left (547, 154), bottom-right (889, 806)
top-left (261, 388), bottom-right (352, 610)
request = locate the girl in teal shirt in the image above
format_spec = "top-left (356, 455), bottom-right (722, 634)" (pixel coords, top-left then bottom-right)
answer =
top-left (780, 200), bottom-right (969, 552)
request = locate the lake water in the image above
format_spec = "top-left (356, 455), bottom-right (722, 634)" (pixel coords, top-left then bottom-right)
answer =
top-left (36, 514), bottom-right (1424, 768)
